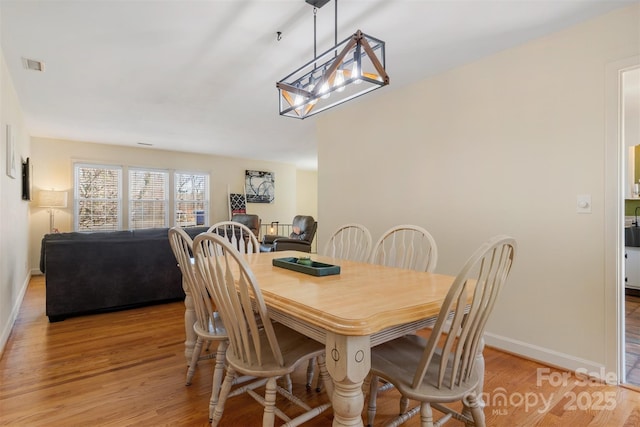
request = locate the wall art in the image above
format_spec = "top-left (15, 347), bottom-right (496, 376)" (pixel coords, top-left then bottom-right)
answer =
top-left (245, 170), bottom-right (274, 203)
top-left (5, 124), bottom-right (16, 179)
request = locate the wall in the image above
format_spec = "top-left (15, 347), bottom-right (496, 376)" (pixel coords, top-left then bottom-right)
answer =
top-left (29, 138), bottom-right (316, 273)
top-left (296, 168), bottom-right (318, 219)
top-left (0, 48), bottom-right (31, 356)
top-left (317, 4), bottom-right (639, 374)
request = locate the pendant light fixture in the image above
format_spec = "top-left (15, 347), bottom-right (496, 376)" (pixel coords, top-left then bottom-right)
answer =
top-left (276, 0), bottom-right (389, 119)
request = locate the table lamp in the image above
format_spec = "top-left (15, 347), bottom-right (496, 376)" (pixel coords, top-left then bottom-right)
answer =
top-left (39, 190), bottom-right (68, 233)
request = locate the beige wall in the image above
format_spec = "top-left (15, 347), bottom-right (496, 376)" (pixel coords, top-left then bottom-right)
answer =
top-left (296, 169), bottom-right (318, 217)
top-left (0, 49), bottom-right (31, 355)
top-left (29, 138), bottom-right (317, 272)
top-left (317, 4), bottom-right (639, 374)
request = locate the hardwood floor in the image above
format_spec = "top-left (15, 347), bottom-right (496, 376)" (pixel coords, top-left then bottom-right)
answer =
top-left (2, 276), bottom-right (640, 426)
top-left (626, 293), bottom-right (640, 386)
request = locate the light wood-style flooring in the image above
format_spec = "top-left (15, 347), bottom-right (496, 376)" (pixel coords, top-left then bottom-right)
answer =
top-left (626, 293), bottom-right (640, 386)
top-left (1, 276), bottom-right (640, 426)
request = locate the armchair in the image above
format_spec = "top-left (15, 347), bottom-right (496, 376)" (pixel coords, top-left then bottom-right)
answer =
top-left (260, 215), bottom-right (317, 253)
top-left (230, 214), bottom-right (261, 238)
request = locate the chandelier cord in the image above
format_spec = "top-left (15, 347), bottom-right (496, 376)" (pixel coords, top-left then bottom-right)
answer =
top-left (334, 0), bottom-right (338, 47)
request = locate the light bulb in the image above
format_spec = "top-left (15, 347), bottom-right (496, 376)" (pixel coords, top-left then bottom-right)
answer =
top-left (320, 81), bottom-right (331, 99)
top-left (334, 69), bottom-right (345, 92)
top-left (308, 84), bottom-right (318, 106)
top-left (352, 61), bottom-right (362, 85)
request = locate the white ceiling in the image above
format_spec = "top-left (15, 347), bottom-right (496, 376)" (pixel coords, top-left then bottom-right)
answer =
top-left (1, 0), bottom-right (635, 170)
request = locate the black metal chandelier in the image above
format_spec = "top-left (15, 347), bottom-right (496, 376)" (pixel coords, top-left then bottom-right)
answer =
top-left (276, 0), bottom-right (389, 119)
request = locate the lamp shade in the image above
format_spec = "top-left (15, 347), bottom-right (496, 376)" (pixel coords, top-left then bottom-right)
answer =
top-left (38, 190), bottom-right (68, 208)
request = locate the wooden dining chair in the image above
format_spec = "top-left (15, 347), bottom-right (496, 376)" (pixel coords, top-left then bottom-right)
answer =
top-left (366, 235), bottom-right (517, 427)
top-left (208, 220), bottom-right (260, 254)
top-left (168, 227), bottom-right (230, 421)
top-left (193, 232), bottom-right (333, 427)
top-left (367, 224), bottom-right (439, 406)
top-left (323, 223), bottom-right (373, 262)
top-left (370, 224), bottom-right (438, 272)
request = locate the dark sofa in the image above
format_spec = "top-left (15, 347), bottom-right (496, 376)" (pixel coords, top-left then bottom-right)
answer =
top-left (40, 227), bottom-right (208, 322)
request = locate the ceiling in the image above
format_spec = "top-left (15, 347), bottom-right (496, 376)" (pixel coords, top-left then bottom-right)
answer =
top-left (1, 0), bottom-right (635, 170)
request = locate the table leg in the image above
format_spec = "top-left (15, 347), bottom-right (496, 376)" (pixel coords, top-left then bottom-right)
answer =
top-left (183, 277), bottom-right (196, 365)
top-left (325, 332), bottom-right (370, 427)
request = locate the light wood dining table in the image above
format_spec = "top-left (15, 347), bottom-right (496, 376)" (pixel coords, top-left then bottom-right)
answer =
top-left (246, 250), bottom-right (463, 426)
top-left (182, 249), bottom-right (473, 426)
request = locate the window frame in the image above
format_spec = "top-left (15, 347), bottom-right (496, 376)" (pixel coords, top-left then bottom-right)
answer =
top-left (174, 171), bottom-right (210, 227)
top-left (73, 162), bottom-right (123, 231)
top-left (128, 167), bottom-right (170, 230)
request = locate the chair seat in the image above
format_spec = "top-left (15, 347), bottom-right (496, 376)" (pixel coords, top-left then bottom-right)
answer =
top-left (225, 322), bottom-right (325, 378)
top-left (193, 311), bottom-right (227, 342)
top-left (371, 334), bottom-right (480, 403)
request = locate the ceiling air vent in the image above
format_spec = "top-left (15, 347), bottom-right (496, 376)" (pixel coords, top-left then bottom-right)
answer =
top-left (21, 57), bottom-right (45, 72)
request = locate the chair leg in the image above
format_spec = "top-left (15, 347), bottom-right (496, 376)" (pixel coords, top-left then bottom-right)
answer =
top-left (306, 357), bottom-right (316, 390)
top-left (211, 365), bottom-right (237, 427)
top-left (316, 353), bottom-right (333, 401)
top-left (420, 402), bottom-right (435, 427)
top-left (464, 393), bottom-right (486, 427)
top-left (186, 336), bottom-right (204, 385)
top-left (209, 341), bottom-right (227, 421)
top-left (282, 374), bottom-right (292, 393)
top-left (400, 395), bottom-right (409, 414)
top-left (263, 377), bottom-right (278, 427)
top-left (367, 374), bottom-right (380, 427)
top-left (309, 357), bottom-right (324, 392)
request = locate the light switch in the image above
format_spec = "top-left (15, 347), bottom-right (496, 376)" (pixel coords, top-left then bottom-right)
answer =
top-left (577, 195), bottom-right (592, 214)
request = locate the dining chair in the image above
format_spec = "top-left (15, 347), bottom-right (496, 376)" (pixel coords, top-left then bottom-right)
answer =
top-left (168, 227), bottom-right (230, 421)
top-left (323, 223), bottom-right (373, 262)
top-left (370, 224), bottom-right (438, 272)
top-left (208, 220), bottom-right (260, 254)
top-left (209, 219), bottom-right (307, 392)
top-left (367, 224), bottom-right (439, 407)
top-left (366, 235), bottom-right (517, 427)
top-left (306, 222), bottom-right (373, 392)
top-left (193, 232), bottom-right (333, 427)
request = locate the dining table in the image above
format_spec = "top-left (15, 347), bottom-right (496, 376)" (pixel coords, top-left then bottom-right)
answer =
top-left (182, 250), bottom-right (479, 427)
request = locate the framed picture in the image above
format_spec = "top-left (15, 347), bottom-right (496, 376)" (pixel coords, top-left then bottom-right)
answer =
top-left (245, 170), bottom-right (274, 203)
top-left (6, 124), bottom-right (16, 179)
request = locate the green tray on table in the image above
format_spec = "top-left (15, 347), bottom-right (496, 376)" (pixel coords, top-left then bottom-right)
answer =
top-left (272, 257), bottom-right (340, 276)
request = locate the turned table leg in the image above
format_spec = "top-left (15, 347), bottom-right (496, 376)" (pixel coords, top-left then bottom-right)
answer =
top-left (325, 332), bottom-right (370, 427)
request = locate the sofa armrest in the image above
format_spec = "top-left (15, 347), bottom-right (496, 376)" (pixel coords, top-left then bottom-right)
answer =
top-left (272, 238), bottom-right (312, 253)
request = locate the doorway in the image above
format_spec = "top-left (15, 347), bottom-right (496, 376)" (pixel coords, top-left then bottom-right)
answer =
top-left (621, 66), bottom-right (640, 387)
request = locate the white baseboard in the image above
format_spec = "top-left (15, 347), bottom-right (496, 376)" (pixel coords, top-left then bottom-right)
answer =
top-left (484, 332), bottom-right (607, 377)
top-left (0, 273), bottom-right (30, 358)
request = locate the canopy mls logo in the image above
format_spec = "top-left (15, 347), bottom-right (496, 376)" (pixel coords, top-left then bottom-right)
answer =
top-left (480, 367), bottom-right (619, 416)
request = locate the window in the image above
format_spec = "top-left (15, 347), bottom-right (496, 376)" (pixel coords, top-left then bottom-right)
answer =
top-left (129, 168), bottom-right (169, 229)
top-left (175, 172), bottom-right (208, 227)
top-left (74, 163), bottom-right (122, 231)
top-left (74, 164), bottom-right (208, 231)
